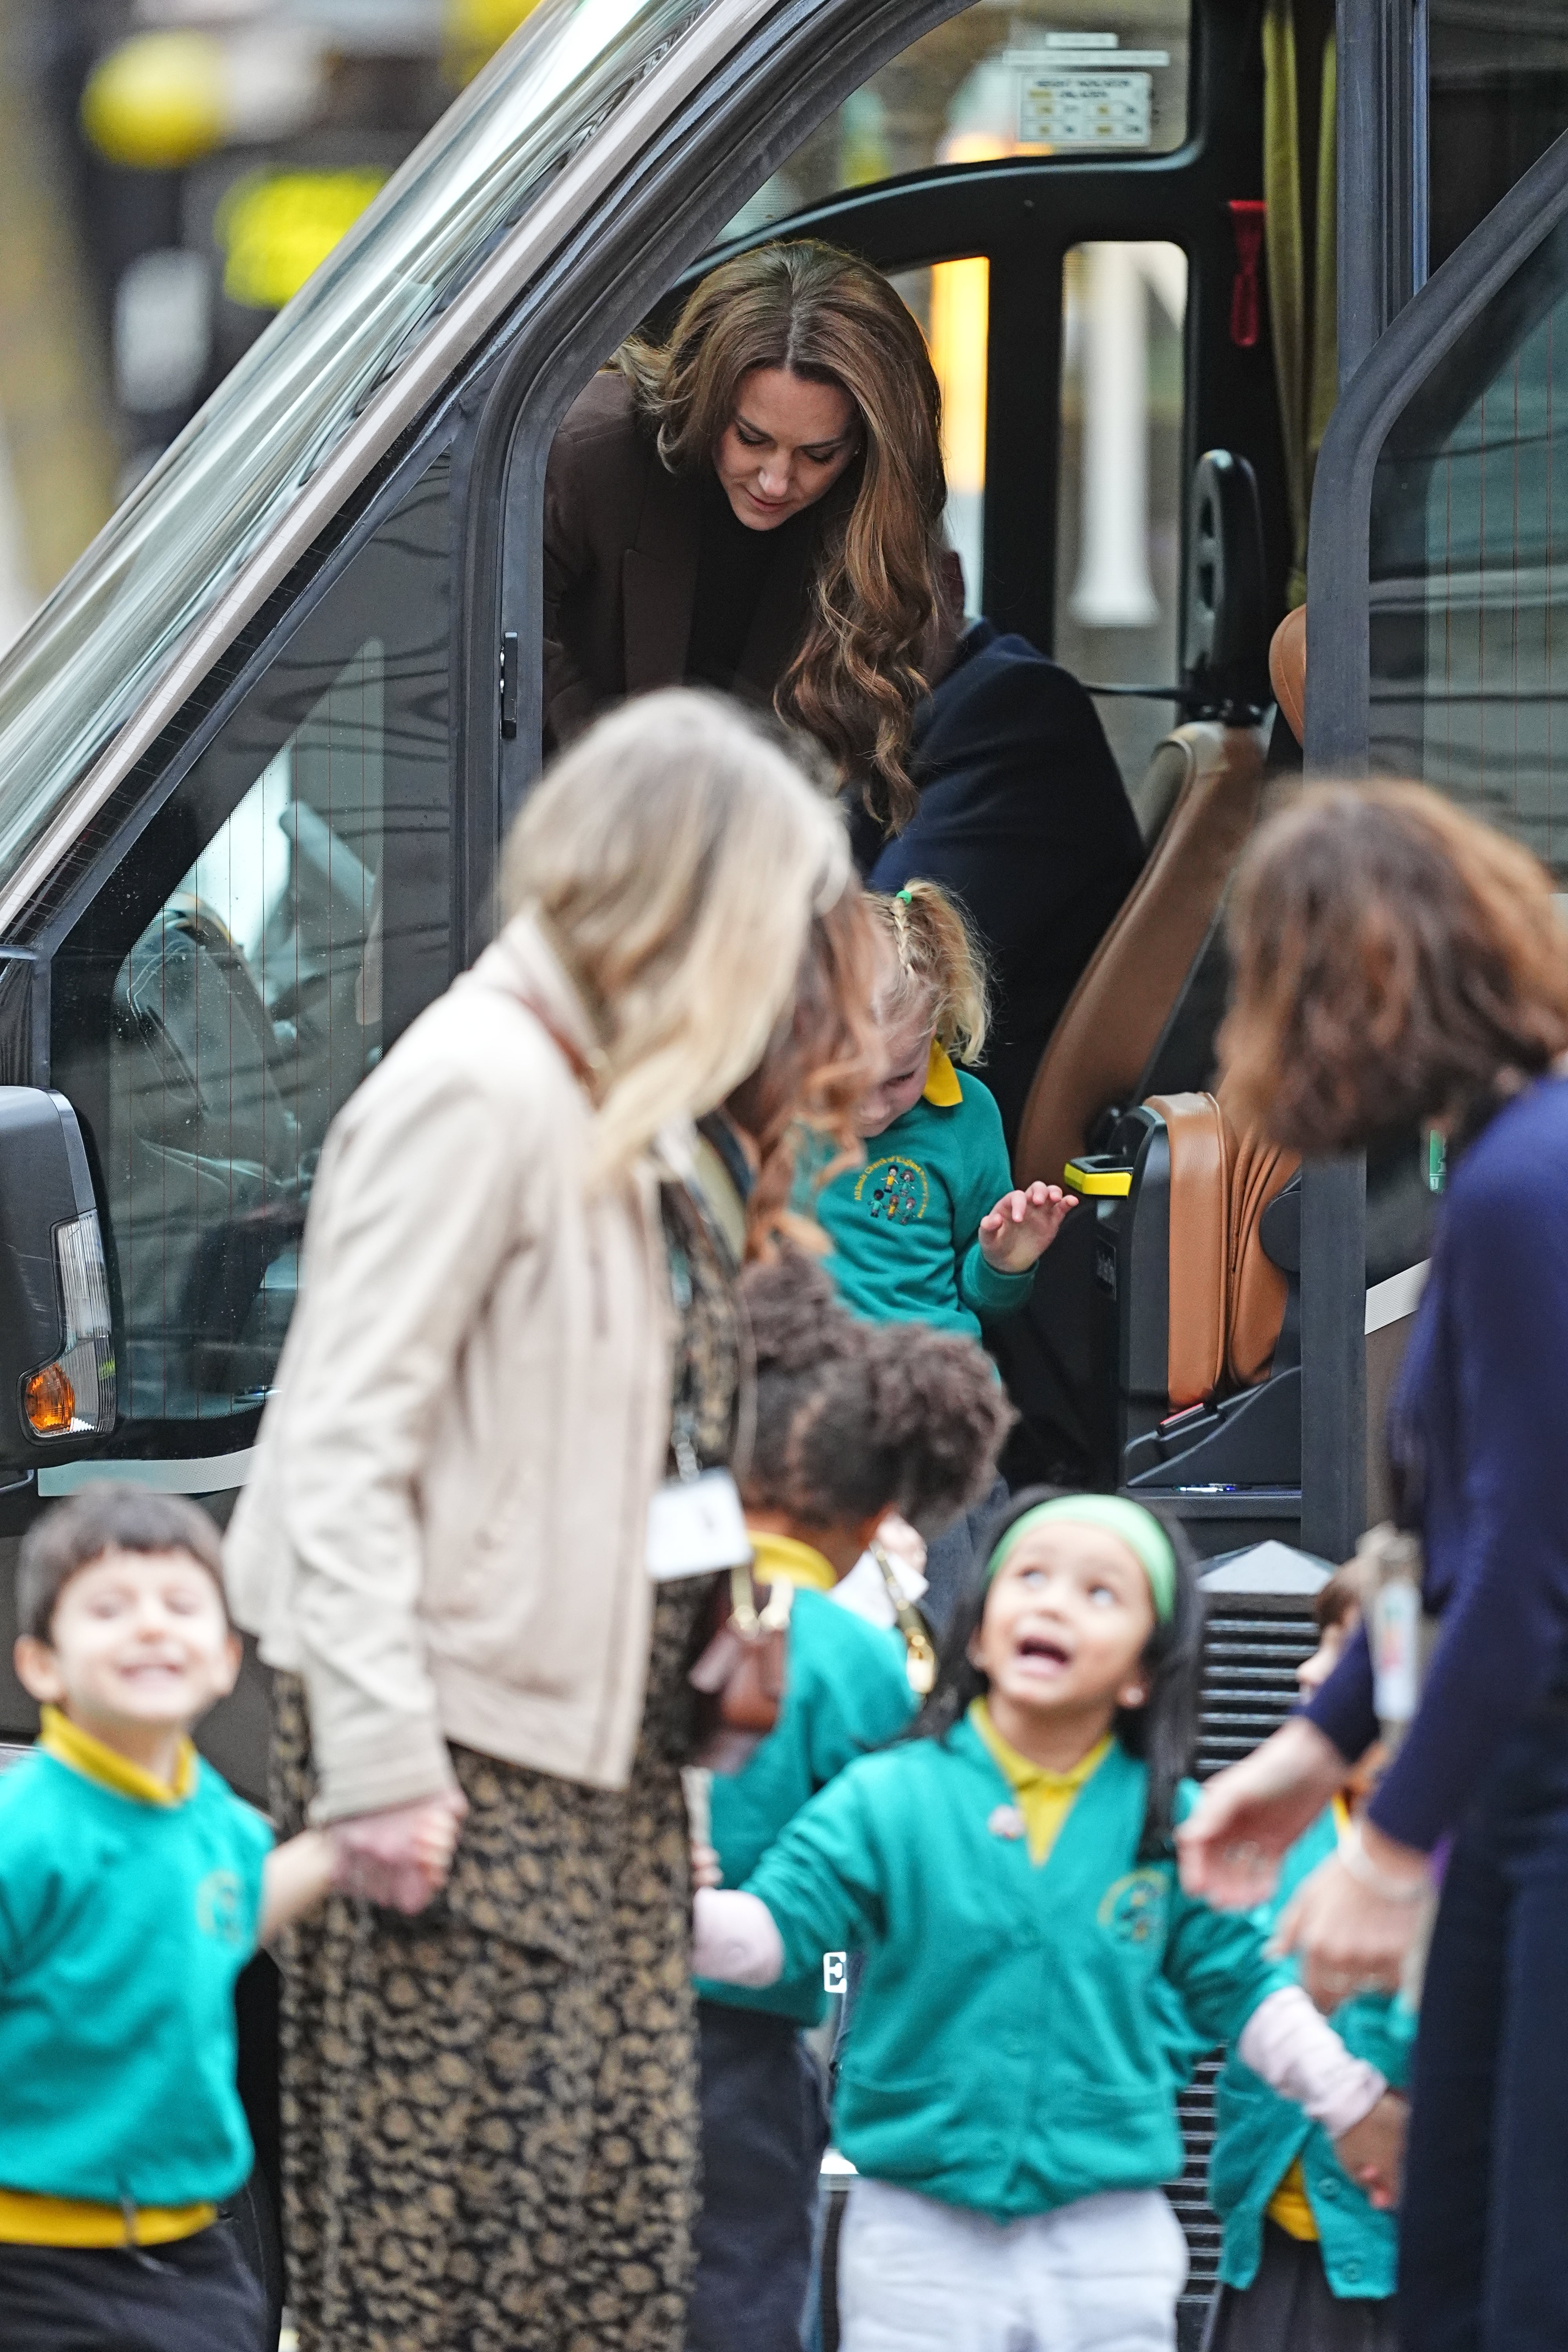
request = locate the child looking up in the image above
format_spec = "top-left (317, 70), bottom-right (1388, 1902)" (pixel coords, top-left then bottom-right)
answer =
top-left (694, 1492), bottom-right (1406, 2352)
top-left (805, 881), bottom-right (1076, 1346)
top-left (0, 1486), bottom-right (455, 2352)
top-left (1204, 1572), bottom-right (1409, 2352)
top-left (689, 1252), bottom-right (1011, 2352)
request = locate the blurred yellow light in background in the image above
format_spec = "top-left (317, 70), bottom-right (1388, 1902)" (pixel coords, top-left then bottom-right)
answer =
top-left (443, 0), bottom-right (547, 85)
top-left (81, 32), bottom-right (227, 170)
top-left (928, 256), bottom-right (989, 501)
top-left (219, 168), bottom-right (388, 312)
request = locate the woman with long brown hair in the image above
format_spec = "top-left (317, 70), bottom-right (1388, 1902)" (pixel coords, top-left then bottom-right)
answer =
top-left (1178, 781), bottom-right (1568, 2351)
top-left (543, 239), bottom-right (946, 829)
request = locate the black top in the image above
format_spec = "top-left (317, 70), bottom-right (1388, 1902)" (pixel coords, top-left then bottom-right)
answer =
top-left (856, 621), bottom-right (1145, 1146)
top-left (685, 468), bottom-right (814, 693)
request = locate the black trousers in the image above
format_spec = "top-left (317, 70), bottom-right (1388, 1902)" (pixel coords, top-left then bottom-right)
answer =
top-left (1398, 1698), bottom-right (1568, 2352)
top-left (1205, 2223), bottom-right (1397, 2352)
top-left (0, 2221), bottom-right (265, 2352)
top-left (688, 2000), bottom-right (830, 2352)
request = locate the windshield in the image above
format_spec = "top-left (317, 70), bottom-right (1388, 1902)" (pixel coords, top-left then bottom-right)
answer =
top-left (0, 0), bottom-right (711, 910)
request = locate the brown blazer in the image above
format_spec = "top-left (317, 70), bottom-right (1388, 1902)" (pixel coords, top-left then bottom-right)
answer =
top-left (542, 370), bottom-right (845, 747)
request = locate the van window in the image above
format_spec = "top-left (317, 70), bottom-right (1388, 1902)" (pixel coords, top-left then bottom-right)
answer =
top-left (726, 0), bottom-right (1192, 236)
top-left (1430, 5), bottom-right (1568, 270)
top-left (1056, 239), bottom-right (1188, 787)
top-left (1368, 221), bottom-right (1568, 881)
top-left (54, 454), bottom-right (453, 1428)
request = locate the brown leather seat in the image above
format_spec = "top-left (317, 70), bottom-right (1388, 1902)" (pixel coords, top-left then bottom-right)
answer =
top-left (1270, 604), bottom-right (1306, 745)
top-left (1014, 719), bottom-right (1269, 1191)
top-left (1148, 1086), bottom-right (1299, 1410)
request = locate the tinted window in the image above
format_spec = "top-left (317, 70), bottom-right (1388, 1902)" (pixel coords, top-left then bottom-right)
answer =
top-left (726, 0), bottom-right (1192, 238)
top-left (54, 453), bottom-right (452, 1429)
top-left (1368, 221), bottom-right (1568, 878)
top-left (1430, 4), bottom-right (1568, 270)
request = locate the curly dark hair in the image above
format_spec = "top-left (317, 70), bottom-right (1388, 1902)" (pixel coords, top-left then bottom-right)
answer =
top-left (903, 1486), bottom-right (1204, 1863)
top-left (1221, 781), bottom-right (1568, 1154)
top-left (739, 1252), bottom-right (1013, 1534)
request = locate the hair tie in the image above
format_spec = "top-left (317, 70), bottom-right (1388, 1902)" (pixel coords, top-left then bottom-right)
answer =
top-left (895, 888), bottom-right (913, 905)
top-left (984, 1495), bottom-right (1178, 1624)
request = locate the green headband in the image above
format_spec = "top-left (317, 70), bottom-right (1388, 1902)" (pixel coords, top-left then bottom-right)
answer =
top-left (985, 1496), bottom-right (1178, 1624)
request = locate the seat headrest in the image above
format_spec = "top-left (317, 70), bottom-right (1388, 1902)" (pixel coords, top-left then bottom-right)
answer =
top-left (1269, 606), bottom-right (1306, 746)
top-left (1146, 1087), bottom-right (1301, 1409)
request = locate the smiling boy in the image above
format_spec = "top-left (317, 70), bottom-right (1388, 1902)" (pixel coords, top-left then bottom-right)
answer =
top-left (0, 1486), bottom-right (455, 2351)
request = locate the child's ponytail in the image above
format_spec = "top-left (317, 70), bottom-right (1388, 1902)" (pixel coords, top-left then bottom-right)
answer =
top-left (903, 1486), bottom-right (1205, 1863)
top-left (872, 880), bottom-right (991, 1065)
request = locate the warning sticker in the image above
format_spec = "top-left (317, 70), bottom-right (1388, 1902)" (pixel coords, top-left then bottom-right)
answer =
top-left (1019, 68), bottom-right (1154, 148)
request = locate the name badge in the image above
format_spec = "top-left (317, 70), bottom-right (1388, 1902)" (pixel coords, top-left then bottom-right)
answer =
top-left (646, 1468), bottom-right (750, 1583)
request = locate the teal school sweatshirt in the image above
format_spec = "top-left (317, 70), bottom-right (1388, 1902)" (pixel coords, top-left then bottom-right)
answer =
top-left (799, 1053), bottom-right (1034, 1342)
top-left (696, 1584), bottom-right (917, 2025)
top-left (1209, 1806), bottom-right (1414, 2302)
top-left (744, 1717), bottom-right (1292, 2222)
top-left (0, 1746), bottom-right (272, 2207)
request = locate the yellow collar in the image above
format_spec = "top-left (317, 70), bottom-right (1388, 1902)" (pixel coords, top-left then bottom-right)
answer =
top-left (38, 1705), bottom-right (197, 1806)
top-left (748, 1528), bottom-right (839, 1593)
top-left (971, 1699), bottom-right (1112, 1798)
top-left (922, 1038), bottom-right (964, 1107)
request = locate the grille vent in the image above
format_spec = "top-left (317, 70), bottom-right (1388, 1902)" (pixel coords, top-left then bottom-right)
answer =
top-left (1174, 1596), bottom-right (1320, 2345)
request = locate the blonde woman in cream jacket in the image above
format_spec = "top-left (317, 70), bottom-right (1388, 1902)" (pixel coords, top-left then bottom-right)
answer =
top-left (225, 690), bottom-right (852, 2352)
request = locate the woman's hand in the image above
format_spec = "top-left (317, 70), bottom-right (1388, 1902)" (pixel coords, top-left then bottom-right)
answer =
top-left (1177, 1717), bottom-right (1351, 1907)
top-left (1334, 2090), bottom-right (1408, 2211)
top-left (978, 1183), bottom-right (1077, 1273)
top-left (1272, 1828), bottom-right (1430, 2009)
top-left (330, 1788), bottom-right (468, 1915)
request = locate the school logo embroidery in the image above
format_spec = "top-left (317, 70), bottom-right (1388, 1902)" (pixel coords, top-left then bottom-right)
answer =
top-left (1096, 1869), bottom-right (1169, 1947)
top-left (855, 1156), bottom-right (929, 1223)
top-left (195, 1869), bottom-right (246, 1946)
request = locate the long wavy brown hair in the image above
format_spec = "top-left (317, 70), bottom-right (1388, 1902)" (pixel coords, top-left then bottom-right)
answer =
top-left (619, 241), bottom-right (947, 830)
top-left (1220, 781), bottom-right (1568, 1153)
top-left (725, 882), bottom-right (882, 1260)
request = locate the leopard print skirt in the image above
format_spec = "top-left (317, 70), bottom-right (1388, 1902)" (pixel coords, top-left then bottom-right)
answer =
top-left (272, 1182), bottom-right (738, 2352)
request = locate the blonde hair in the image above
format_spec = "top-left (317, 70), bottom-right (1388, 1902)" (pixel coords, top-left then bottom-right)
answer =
top-left (617, 240), bottom-right (946, 831)
top-left (869, 880), bottom-right (989, 1064)
top-left (501, 692), bottom-right (850, 1178)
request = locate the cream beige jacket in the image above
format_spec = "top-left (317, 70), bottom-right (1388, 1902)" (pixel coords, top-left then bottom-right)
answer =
top-left (224, 915), bottom-right (674, 1821)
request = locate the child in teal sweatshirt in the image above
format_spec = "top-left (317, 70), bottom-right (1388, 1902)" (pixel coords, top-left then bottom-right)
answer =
top-left (694, 1492), bottom-right (1407, 2352)
top-left (688, 1253), bottom-right (1011, 2352)
top-left (1204, 1571), bottom-right (1412, 2352)
top-left (803, 881), bottom-right (1076, 1347)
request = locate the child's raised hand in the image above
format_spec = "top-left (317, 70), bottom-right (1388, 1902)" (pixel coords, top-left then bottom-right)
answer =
top-left (1333, 2090), bottom-right (1407, 2211)
top-left (978, 1182), bottom-right (1078, 1273)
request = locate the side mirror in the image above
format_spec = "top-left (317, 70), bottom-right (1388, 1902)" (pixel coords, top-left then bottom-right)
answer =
top-left (0, 1088), bottom-right (116, 1470)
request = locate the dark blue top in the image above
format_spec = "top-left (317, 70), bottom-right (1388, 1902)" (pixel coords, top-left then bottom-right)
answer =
top-left (850, 622), bottom-right (1143, 1144)
top-left (1307, 1074), bottom-right (1568, 1850)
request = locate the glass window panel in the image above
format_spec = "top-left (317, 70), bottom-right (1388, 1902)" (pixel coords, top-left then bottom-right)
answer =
top-left (66, 452), bottom-right (452, 1426)
top-left (889, 258), bottom-right (990, 603)
top-left (1369, 218), bottom-right (1568, 879)
top-left (0, 0), bottom-right (711, 900)
top-left (1430, 5), bottom-right (1568, 272)
top-left (1055, 238), bottom-right (1188, 789)
top-left (724, 0), bottom-right (1191, 238)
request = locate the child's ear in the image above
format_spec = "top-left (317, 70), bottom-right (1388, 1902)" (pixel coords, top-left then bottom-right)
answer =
top-left (13, 1635), bottom-right (64, 1705)
top-left (214, 1630), bottom-right (243, 1701)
